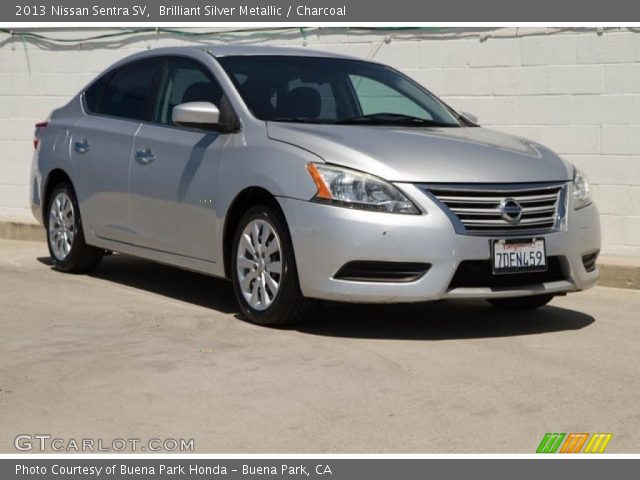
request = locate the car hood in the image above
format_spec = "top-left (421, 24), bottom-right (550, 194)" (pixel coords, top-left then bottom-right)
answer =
top-left (266, 123), bottom-right (573, 183)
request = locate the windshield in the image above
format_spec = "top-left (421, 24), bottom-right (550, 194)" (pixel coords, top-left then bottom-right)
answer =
top-left (216, 55), bottom-right (461, 127)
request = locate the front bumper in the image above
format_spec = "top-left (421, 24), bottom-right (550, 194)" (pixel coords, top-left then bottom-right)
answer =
top-left (278, 183), bottom-right (601, 303)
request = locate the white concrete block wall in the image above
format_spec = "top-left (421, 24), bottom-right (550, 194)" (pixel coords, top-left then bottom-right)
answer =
top-left (1, 27), bottom-right (640, 256)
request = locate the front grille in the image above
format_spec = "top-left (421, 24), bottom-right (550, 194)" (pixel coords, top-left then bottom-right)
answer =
top-left (448, 256), bottom-right (566, 289)
top-left (334, 261), bottom-right (431, 283)
top-left (420, 183), bottom-right (565, 235)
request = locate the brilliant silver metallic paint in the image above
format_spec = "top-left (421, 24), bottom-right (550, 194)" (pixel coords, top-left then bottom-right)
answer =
top-left (172, 101), bottom-right (220, 126)
top-left (266, 122), bottom-right (573, 183)
top-left (31, 45), bottom-right (600, 304)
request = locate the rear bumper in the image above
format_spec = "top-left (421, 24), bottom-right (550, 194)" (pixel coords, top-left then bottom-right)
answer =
top-left (278, 183), bottom-right (600, 303)
top-left (29, 150), bottom-right (44, 226)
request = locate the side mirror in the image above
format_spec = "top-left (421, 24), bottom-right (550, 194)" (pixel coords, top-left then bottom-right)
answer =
top-left (459, 111), bottom-right (478, 125)
top-left (172, 102), bottom-right (220, 128)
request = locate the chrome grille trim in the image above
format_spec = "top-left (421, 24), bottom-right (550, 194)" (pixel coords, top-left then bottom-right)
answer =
top-left (417, 182), bottom-right (568, 236)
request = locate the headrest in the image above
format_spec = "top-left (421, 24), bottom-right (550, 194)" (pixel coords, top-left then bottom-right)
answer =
top-left (182, 82), bottom-right (220, 104)
top-left (278, 87), bottom-right (322, 119)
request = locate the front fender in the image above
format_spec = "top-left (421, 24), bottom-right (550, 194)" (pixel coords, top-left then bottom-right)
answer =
top-left (212, 136), bottom-right (322, 269)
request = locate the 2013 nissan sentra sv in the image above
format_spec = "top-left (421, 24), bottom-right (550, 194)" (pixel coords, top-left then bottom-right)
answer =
top-left (30, 46), bottom-right (601, 326)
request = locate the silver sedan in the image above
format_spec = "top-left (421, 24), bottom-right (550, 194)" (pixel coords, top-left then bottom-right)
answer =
top-left (30, 46), bottom-right (601, 326)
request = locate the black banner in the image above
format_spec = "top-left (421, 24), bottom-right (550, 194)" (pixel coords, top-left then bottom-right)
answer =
top-left (3, 459), bottom-right (639, 479)
top-left (3, 0), bottom-right (640, 22)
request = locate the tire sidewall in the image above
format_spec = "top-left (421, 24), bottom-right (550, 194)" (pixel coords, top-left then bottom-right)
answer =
top-left (231, 205), bottom-right (300, 326)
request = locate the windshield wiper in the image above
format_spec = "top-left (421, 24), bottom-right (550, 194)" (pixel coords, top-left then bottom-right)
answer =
top-left (270, 117), bottom-right (324, 124)
top-left (270, 113), bottom-right (458, 127)
top-left (336, 112), bottom-right (458, 127)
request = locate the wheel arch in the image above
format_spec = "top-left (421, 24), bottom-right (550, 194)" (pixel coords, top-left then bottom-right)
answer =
top-left (42, 168), bottom-right (74, 226)
top-left (222, 186), bottom-right (286, 279)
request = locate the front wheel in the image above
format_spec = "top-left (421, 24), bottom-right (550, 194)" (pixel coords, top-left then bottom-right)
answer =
top-left (231, 205), bottom-right (312, 327)
top-left (487, 294), bottom-right (554, 311)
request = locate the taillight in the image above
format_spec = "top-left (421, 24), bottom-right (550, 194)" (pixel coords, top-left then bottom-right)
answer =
top-left (33, 121), bottom-right (48, 149)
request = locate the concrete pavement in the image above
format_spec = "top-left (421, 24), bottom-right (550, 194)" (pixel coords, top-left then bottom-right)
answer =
top-left (0, 239), bottom-right (639, 453)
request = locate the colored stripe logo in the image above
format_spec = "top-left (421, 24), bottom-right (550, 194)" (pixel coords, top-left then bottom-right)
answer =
top-left (537, 433), bottom-right (565, 453)
top-left (584, 433), bottom-right (613, 453)
top-left (537, 433), bottom-right (612, 453)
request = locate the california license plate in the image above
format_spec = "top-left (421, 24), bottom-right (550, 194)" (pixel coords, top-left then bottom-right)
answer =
top-left (492, 238), bottom-right (547, 274)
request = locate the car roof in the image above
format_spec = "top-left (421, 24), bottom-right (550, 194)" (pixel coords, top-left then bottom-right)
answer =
top-left (123, 45), bottom-right (364, 61)
top-left (209, 44), bottom-right (359, 59)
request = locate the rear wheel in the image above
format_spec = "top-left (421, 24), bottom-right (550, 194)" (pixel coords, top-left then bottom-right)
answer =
top-left (46, 182), bottom-right (103, 273)
top-left (231, 205), bottom-right (312, 327)
top-left (487, 294), bottom-right (554, 311)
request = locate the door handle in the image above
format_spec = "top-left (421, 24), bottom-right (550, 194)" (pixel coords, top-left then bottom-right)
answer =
top-left (74, 138), bottom-right (90, 154)
top-left (135, 147), bottom-right (156, 165)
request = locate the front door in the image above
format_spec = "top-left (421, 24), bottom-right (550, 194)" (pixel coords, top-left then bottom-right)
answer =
top-left (129, 56), bottom-right (229, 262)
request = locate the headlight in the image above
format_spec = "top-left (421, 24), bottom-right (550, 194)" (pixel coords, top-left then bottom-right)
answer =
top-left (573, 168), bottom-right (593, 210)
top-left (306, 163), bottom-right (420, 214)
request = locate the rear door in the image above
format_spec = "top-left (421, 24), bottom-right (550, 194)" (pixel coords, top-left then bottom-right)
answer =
top-left (129, 56), bottom-right (229, 262)
top-left (72, 58), bottom-right (161, 243)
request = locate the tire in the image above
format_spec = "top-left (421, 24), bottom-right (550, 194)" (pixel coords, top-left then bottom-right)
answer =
top-left (46, 182), bottom-right (103, 273)
top-left (231, 204), bottom-right (313, 327)
top-left (487, 294), bottom-right (554, 311)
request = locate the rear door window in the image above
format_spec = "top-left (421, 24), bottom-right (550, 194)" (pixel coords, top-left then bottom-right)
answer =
top-left (97, 59), bottom-right (160, 121)
top-left (84, 74), bottom-right (109, 113)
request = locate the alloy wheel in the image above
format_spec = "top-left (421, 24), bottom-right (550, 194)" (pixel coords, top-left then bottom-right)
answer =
top-left (48, 192), bottom-right (75, 261)
top-left (236, 219), bottom-right (283, 311)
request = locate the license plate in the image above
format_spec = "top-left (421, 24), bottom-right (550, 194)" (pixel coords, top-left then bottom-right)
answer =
top-left (492, 238), bottom-right (547, 274)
